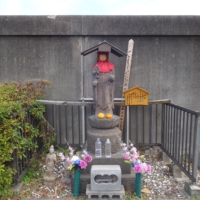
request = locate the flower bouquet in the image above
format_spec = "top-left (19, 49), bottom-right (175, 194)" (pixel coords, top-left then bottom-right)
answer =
top-left (121, 142), bottom-right (151, 197)
top-left (59, 146), bottom-right (92, 197)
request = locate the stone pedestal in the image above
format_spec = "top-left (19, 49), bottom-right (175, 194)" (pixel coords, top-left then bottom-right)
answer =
top-left (72, 170), bottom-right (135, 194)
top-left (88, 115), bottom-right (120, 129)
top-left (87, 115), bottom-right (122, 154)
top-left (86, 184), bottom-right (125, 200)
top-left (43, 176), bottom-right (56, 188)
top-left (87, 127), bottom-right (122, 154)
top-left (78, 114), bottom-right (134, 195)
top-left (184, 182), bottom-right (200, 196)
top-left (82, 153), bottom-right (131, 174)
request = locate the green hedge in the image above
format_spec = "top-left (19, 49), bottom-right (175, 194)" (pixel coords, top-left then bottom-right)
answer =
top-left (0, 80), bottom-right (52, 198)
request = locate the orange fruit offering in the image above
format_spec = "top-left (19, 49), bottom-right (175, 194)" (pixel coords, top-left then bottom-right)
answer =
top-left (98, 112), bottom-right (105, 119)
top-left (106, 114), bottom-right (113, 119)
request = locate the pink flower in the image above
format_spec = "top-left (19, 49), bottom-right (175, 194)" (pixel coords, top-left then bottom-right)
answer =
top-left (140, 163), bottom-right (148, 173)
top-left (66, 157), bottom-right (71, 164)
top-left (80, 160), bottom-right (87, 169)
top-left (123, 153), bottom-right (130, 160)
top-left (134, 165), bottom-right (142, 173)
top-left (130, 147), bottom-right (137, 153)
top-left (130, 156), bottom-right (137, 163)
top-left (147, 164), bottom-right (151, 173)
top-left (84, 154), bottom-right (92, 163)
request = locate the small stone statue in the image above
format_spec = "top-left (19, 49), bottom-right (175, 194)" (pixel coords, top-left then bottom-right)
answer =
top-left (46, 145), bottom-right (57, 177)
top-left (43, 145), bottom-right (57, 187)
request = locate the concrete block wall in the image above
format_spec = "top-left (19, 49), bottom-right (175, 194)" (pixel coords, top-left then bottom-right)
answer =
top-left (0, 15), bottom-right (199, 111)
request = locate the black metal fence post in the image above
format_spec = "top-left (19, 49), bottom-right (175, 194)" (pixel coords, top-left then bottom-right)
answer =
top-left (192, 114), bottom-right (200, 181)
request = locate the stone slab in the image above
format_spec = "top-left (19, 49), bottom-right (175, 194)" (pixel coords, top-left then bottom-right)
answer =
top-left (90, 165), bottom-right (121, 191)
top-left (82, 153), bottom-right (131, 174)
top-left (168, 164), bottom-right (184, 179)
top-left (184, 182), bottom-right (200, 196)
top-left (86, 184), bottom-right (125, 200)
top-left (72, 170), bottom-right (135, 194)
top-left (161, 152), bottom-right (172, 163)
top-left (10, 182), bottom-right (23, 194)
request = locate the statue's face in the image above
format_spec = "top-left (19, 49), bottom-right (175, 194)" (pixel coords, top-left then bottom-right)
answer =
top-left (99, 54), bottom-right (107, 61)
top-left (50, 149), bottom-right (54, 153)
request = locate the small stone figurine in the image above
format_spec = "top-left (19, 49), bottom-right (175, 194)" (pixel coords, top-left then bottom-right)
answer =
top-left (43, 145), bottom-right (57, 187)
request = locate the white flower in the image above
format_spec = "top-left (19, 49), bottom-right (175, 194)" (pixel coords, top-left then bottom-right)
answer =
top-left (71, 155), bottom-right (80, 162)
top-left (123, 147), bottom-right (128, 151)
top-left (120, 143), bottom-right (126, 147)
top-left (136, 159), bottom-right (141, 164)
top-left (83, 150), bottom-right (87, 155)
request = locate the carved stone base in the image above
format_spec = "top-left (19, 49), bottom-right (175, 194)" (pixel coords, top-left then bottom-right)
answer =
top-left (88, 115), bottom-right (120, 129)
top-left (43, 175), bottom-right (56, 188)
top-left (87, 127), bottom-right (122, 154)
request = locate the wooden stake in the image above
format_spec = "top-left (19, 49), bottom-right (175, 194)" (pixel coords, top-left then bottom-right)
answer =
top-left (118, 39), bottom-right (134, 133)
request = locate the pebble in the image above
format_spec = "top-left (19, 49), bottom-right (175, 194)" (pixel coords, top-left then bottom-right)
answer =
top-left (22, 151), bottom-right (198, 199)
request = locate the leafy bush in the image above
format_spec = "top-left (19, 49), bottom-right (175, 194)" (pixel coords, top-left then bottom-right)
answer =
top-left (0, 80), bottom-right (52, 198)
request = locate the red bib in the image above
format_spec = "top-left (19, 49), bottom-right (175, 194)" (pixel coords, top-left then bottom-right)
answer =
top-left (94, 62), bottom-right (114, 73)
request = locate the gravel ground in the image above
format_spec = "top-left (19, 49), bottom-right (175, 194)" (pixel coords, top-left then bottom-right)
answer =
top-left (11, 150), bottom-right (200, 200)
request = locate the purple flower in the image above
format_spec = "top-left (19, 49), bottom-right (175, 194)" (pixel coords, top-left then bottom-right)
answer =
top-left (73, 159), bottom-right (80, 166)
top-left (84, 154), bottom-right (92, 163)
top-left (134, 165), bottom-right (142, 173)
top-left (80, 160), bottom-right (87, 169)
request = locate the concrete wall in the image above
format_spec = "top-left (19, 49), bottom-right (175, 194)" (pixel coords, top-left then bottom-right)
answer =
top-left (0, 15), bottom-right (200, 111)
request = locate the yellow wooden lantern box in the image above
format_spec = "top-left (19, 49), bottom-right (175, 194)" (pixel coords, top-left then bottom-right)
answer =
top-left (123, 86), bottom-right (149, 106)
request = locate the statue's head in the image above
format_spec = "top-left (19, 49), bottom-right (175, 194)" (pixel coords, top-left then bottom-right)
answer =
top-left (97, 52), bottom-right (109, 62)
top-left (50, 145), bottom-right (54, 153)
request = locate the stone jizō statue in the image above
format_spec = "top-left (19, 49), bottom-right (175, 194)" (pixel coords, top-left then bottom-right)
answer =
top-left (81, 41), bottom-right (126, 154)
top-left (93, 52), bottom-right (115, 115)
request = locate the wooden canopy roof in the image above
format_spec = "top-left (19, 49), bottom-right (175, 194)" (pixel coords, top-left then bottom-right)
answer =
top-left (81, 40), bottom-right (127, 57)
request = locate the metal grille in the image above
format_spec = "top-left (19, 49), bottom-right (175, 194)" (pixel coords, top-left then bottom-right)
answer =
top-left (41, 100), bottom-right (200, 182)
top-left (12, 111), bottom-right (44, 183)
top-left (161, 103), bottom-right (200, 182)
top-left (126, 104), bottom-right (162, 146)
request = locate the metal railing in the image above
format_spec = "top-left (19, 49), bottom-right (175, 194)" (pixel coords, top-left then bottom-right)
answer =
top-left (40, 99), bottom-right (200, 182)
top-left (161, 103), bottom-right (200, 182)
top-left (42, 99), bottom-right (169, 146)
top-left (12, 110), bottom-right (44, 183)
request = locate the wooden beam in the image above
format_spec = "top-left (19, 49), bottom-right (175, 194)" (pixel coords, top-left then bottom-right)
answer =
top-left (36, 99), bottom-right (171, 106)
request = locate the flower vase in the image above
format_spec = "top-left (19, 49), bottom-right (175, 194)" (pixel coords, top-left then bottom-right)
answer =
top-left (135, 173), bottom-right (142, 197)
top-left (73, 168), bottom-right (81, 197)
